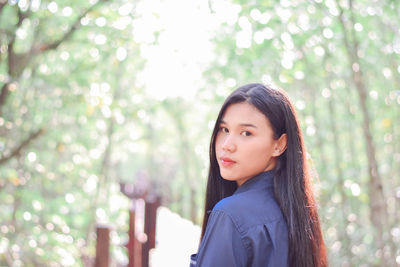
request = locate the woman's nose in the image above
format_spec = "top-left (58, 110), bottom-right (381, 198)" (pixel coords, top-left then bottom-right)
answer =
top-left (221, 135), bottom-right (236, 152)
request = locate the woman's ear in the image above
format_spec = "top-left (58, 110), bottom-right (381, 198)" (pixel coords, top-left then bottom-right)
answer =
top-left (272, 133), bottom-right (287, 157)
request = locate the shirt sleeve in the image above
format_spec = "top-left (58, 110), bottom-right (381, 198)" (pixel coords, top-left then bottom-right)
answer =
top-left (249, 220), bottom-right (289, 267)
top-left (193, 210), bottom-right (248, 267)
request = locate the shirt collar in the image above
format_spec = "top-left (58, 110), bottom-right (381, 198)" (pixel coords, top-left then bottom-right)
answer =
top-left (233, 170), bottom-right (274, 195)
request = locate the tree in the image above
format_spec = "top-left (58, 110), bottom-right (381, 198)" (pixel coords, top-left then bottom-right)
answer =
top-left (202, 0), bottom-right (400, 265)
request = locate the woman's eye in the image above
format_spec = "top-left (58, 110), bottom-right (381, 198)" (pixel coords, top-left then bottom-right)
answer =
top-left (241, 131), bottom-right (251, 136)
top-left (220, 127), bottom-right (228, 133)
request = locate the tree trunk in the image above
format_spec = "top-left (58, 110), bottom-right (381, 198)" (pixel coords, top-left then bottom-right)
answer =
top-left (378, 9), bottom-right (400, 241)
top-left (335, 0), bottom-right (392, 264)
top-left (309, 85), bottom-right (329, 178)
top-left (327, 90), bottom-right (353, 263)
top-left (167, 102), bottom-right (197, 222)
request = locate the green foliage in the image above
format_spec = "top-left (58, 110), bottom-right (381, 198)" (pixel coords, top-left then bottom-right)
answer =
top-left (0, 0), bottom-right (399, 266)
top-left (204, 0), bottom-right (400, 266)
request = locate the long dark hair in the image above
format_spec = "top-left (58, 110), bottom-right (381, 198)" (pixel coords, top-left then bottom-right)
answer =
top-left (201, 83), bottom-right (327, 267)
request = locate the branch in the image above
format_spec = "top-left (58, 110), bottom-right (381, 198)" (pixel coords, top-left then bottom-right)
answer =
top-left (0, 128), bottom-right (44, 165)
top-left (16, 7), bottom-right (30, 27)
top-left (6, 6), bottom-right (31, 76)
top-left (0, 6), bottom-right (31, 113)
top-left (0, 83), bottom-right (10, 115)
top-left (0, 1), bottom-right (7, 17)
top-left (334, 0), bottom-right (355, 63)
top-left (347, 0), bottom-right (361, 59)
top-left (33, 0), bottom-right (109, 53)
top-left (1, 1), bottom-right (108, 113)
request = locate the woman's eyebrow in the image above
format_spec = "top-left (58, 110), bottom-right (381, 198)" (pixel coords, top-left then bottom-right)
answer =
top-left (220, 120), bottom-right (257, 128)
top-left (239, 123), bottom-right (257, 128)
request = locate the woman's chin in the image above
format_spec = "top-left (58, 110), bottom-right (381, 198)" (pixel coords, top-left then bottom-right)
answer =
top-left (219, 171), bottom-right (237, 182)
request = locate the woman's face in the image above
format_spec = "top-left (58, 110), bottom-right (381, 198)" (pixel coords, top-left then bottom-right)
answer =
top-left (215, 102), bottom-right (286, 186)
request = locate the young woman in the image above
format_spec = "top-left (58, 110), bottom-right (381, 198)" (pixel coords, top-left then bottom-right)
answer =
top-left (190, 83), bottom-right (327, 267)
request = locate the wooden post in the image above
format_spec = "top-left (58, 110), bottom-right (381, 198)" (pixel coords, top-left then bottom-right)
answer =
top-left (120, 180), bottom-right (161, 267)
top-left (126, 207), bottom-right (135, 267)
top-left (148, 195), bottom-right (161, 250)
top-left (95, 225), bottom-right (110, 267)
top-left (142, 195), bottom-right (161, 267)
top-left (126, 205), bottom-right (143, 267)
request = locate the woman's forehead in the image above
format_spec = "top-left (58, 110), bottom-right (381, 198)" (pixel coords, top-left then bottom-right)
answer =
top-left (221, 102), bottom-right (270, 127)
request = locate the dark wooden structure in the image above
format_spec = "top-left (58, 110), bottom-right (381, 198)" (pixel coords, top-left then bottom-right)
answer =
top-left (94, 225), bottom-right (110, 267)
top-left (141, 195), bottom-right (161, 267)
top-left (94, 175), bottom-right (161, 267)
top-left (120, 178), bottom-right (161, 267)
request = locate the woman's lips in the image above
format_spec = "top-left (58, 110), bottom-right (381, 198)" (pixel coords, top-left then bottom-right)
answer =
top-left (220, 157), bottom-right (236, 167)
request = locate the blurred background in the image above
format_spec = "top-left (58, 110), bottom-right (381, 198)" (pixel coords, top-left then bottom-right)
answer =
top-left (0, 0), bottom-right (399, 266)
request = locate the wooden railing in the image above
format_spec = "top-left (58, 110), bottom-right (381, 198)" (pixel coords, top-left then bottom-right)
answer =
top-left (94, 187), bottom-right (161, 267)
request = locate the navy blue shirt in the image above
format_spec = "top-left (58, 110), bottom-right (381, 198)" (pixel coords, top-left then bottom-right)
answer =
top-left (190, 171), bottom-right (289, 267)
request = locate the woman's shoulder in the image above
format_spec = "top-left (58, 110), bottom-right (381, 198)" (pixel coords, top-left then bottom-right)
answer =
top-left (212, 189), bottom-right (285, 230)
